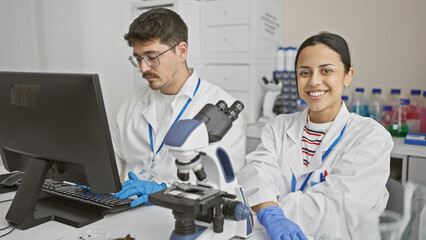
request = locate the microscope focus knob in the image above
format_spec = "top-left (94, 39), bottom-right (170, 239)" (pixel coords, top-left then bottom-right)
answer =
top-left (222, 200), bottom-right (250, 221)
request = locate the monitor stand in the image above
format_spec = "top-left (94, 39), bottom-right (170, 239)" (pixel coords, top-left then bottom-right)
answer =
top-left (6, 158), bottom-right (107, 230)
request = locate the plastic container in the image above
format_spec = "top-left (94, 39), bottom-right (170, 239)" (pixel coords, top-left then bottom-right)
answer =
top-left (369, 88), bottom-right (383, 122)
top-left (382, 105), bottom-right (393, 129)
top-left (410, 89), bottom-right (422, 107)
top-left (350, 88), bottom-right (369, 117)
top-left (406, 89), bottom-right (422, 133)
top-left (388, 99), bottom-right (410, 137)
top-left (284, 47), bottom-right (297, 72)
top-left (420, 91), bottom-right (426, 133)
top-left (389, 89), bottom-right (401, 113)
top-left (275, 47), bottom-right (285, 71)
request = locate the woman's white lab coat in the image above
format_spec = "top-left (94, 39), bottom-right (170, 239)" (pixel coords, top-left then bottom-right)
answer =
top-left (238, 103), bottom-right (393, 238)
top-left (112, 70), bottom-right (246, 185)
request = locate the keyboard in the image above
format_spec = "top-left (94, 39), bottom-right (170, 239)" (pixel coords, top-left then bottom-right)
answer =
top-left (42, 179), bottom-right (134, 212)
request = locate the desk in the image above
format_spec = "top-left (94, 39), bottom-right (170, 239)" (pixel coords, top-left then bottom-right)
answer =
top-left (0, 191), bottom-right (269, 240)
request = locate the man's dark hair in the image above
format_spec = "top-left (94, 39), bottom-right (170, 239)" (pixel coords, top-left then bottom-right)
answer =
top-left (124, 8), bottom-right (188, 48)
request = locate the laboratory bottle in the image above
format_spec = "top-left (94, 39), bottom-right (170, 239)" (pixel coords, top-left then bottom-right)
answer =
top-left (389, 88), bottom-right (401, 113)
top-left (406, 89), bottom-right (421, 133)
top-left (284, 47), bottom-right (297, 72)
top-left (368, 88), bottom-right (383, 122)
top-left (382, 105), bottom-right (393, 129)
top-left (420, 91), bottom-right (426, 133)
top-left (387, 98), bottom-right (410, 137)
top-left (275, 47), bottom-right (285, 71)
top-left (410, 89), bottom-right (422, 107)
top-left (341, 95), bottom-right (349, 110)
top-left (350, 88), bottom-right (368, 117)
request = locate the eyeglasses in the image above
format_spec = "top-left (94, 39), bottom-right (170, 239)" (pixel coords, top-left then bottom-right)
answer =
top-left (128, 43), bottom-right (179, 68)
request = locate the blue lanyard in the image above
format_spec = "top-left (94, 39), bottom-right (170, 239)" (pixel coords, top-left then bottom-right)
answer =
top-left (148, 78), bottom-right (200, 160)
top-left (291, 123), bottom-right (347, 192)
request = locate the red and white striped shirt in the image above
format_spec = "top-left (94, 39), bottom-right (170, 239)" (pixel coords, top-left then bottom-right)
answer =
top-left (301, 118), bottom-right (331, 167)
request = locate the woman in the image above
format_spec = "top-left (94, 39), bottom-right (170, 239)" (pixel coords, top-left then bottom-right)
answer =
top-left (238, 32), bottom-right (393, 239)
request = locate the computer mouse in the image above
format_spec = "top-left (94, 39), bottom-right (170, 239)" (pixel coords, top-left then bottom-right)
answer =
top-left (1, 171), bottom-right (25, 187)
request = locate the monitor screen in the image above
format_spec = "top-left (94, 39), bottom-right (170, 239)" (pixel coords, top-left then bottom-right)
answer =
top-left (0, 71), bottom-right (122, 229)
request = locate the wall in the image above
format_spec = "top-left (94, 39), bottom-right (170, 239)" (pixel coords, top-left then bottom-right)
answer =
top-left (2, 0), bottom-right (426, 125)
top-left (0, 0), bottom-right (136, 130)
top-left (283, 0), bottom-right (426, 101)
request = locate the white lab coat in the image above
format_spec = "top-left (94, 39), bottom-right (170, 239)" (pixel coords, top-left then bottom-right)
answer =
top-left (238, 103), bottom-right (393, 238)
top-left (112, 70), bottom-right (246, 185)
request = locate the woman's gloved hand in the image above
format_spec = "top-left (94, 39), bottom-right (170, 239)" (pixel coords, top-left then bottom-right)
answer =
top-left (257, 205), bottom-right (308, 240)
top-left (114, 171), bottom-right (167, 207)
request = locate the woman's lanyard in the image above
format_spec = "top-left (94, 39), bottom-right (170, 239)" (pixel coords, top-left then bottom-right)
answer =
top-left (291, 123), bottom-right (347, 192)
top-left (148, 78), bottom-right (201, 168)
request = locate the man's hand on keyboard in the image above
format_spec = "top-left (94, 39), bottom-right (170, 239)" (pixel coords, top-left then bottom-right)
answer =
top-left (114, 171), bottom-right (167, 207)
top-left (75, 184), bottom-right (90, 190)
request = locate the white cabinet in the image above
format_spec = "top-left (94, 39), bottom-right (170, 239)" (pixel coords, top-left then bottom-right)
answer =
top-left (407, 157), bottom-right (426, 185)
top-left (199, 0), bottom-right (283, 123)
top-left (131, 0), bottom-right (283, 123)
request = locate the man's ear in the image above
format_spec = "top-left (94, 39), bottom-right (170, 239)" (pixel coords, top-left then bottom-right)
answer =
top-left (176, 42), bottom-right (188, 62)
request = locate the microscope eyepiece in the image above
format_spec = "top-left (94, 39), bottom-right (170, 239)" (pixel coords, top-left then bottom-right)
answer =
top-left (225, 101), bottom-right (244, 121)
top-left (215, 100), bottom-right (228, 111)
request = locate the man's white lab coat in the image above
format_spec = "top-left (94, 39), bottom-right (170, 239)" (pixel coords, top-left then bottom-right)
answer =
top-left (113, 70), bottom-right (246, 185)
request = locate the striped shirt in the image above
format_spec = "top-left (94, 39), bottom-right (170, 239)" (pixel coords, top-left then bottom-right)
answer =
top-left (302, 118), bottom-right (331, 167)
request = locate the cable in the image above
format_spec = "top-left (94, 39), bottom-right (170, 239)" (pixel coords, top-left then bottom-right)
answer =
top-left (0, 199), bottom-right (14, 237)
top-left (0, 227), bottom-right (15, 238)
top-left (0, 226), bottom-right (8, 231)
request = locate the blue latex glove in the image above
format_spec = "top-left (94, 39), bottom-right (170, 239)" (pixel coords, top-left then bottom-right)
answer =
top-left (257, 206), bottom-right (308, 240)
top-left (114, 171), bottom-right (167, 207)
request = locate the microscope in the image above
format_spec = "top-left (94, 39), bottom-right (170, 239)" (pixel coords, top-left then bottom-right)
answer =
top-left (148, 100), bottom-right (253, 240)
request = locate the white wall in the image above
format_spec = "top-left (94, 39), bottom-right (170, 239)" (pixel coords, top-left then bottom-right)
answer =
top-left (283, 0), bottom-right (426, 101)
top-left (2, 0), bottom-right (425, 126)
top-left (0, 0), bottom-right (136, 129)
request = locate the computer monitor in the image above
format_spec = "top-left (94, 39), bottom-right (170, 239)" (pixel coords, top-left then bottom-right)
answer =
top-left (0, 71), bottom-right (122, 230)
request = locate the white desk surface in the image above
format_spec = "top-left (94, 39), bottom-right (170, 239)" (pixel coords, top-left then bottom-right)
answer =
top-left (391, 136), bottom-right (426, 158)
top-left (0, 191), bottom-right (269, 240)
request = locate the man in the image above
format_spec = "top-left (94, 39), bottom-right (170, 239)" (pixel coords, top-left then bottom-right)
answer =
top-left (113, 8), bottom-right (246, 207)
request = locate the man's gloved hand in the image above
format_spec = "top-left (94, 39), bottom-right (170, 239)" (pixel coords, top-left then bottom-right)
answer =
top-left (257, 205), bottom-right (308, 240)
top-left (114, 171), bottom-right (167, 207)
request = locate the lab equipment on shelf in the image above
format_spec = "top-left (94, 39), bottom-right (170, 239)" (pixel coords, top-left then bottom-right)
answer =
top-left (148, 100), bottom-right (252, 240)
top-left (388, 99), bottom-right (411, 137)
top-left (284, 47), bottom-right (297, 72)
top-left (276, 47), bottom-right (285, 71)
top-left (273, 71), bottom-right (298, 114)
top-left (406, 89), bottom-right (422, 133)
top-left (350, 87), bottom-right (369, 117)
top-left (389, 88), bottom-right (402, 113)
top-left (421, 91), bottom-right (426, 133)
top-left (259, 76), bottom-right (281, 123)
top-left (382, 105), bottom-right (393, 129)
top-left (369, 88), bottom-right (384, 122)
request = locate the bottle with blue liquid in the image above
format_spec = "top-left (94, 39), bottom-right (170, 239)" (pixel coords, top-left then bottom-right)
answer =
top-left (368, 88), bottom-right (383, 122)
top-left (350, 88), bottom-right (369, 117)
